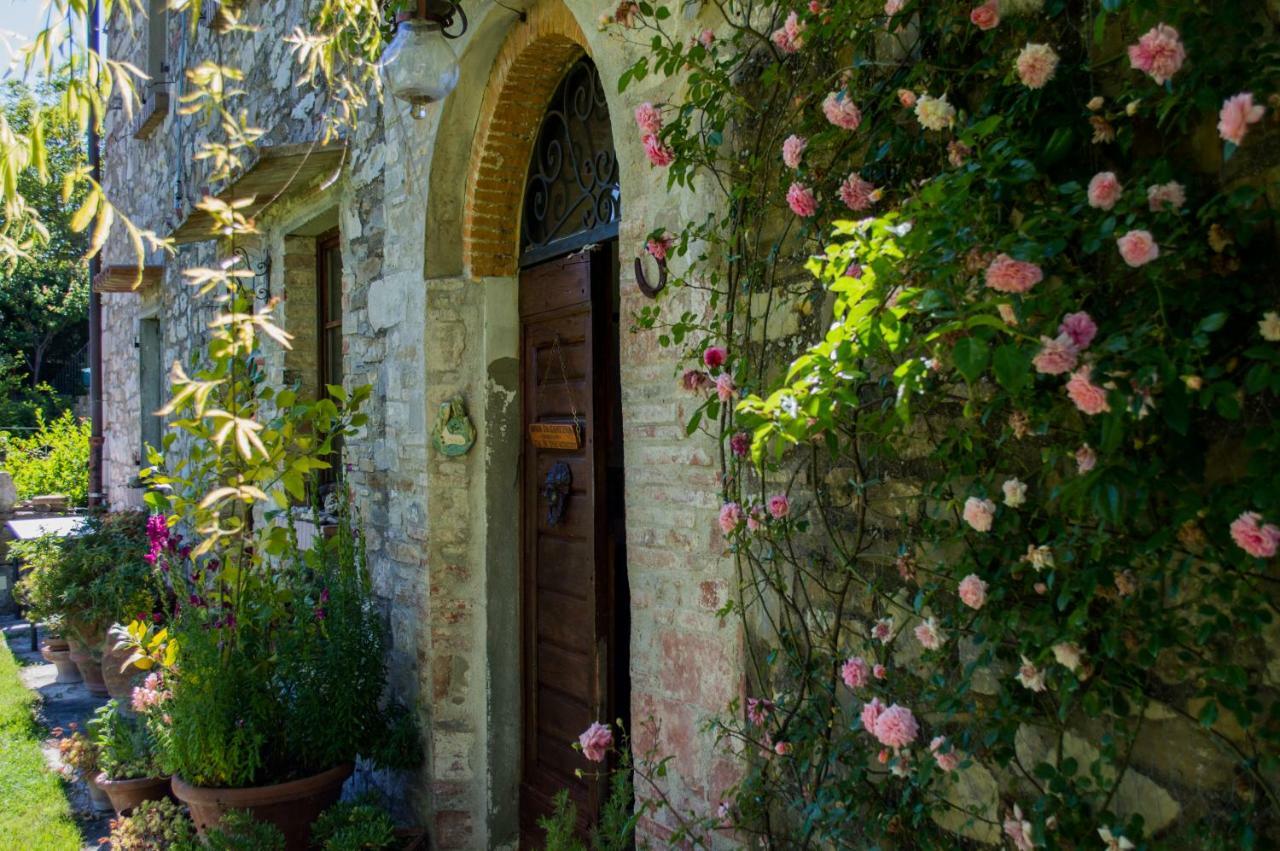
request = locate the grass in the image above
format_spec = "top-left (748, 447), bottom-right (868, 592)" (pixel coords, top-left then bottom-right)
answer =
top-left (0, 637), bottom-right (83, 850)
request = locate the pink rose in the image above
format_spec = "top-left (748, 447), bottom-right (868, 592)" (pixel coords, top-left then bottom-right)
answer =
top-left (873, 704), bottom-right (919, 749)
top-left (1117, 229), bottom-right (1159, 267)
top-left (1032, 333), bottom-right (1079, 375)
top-left (716, 373), bottom-right (736, 402)
top-left (1230, 511), bottom-right (1280, 559)
top-left (642, 134), bottom-right (675, 167)
top-left (871, 617), bottom-right (894, 644)
top-left (1127, 24), bottom-right (1186, 85)
top-left (1218, 92), bottom-right (1266, 146)
top-left (1058, 311), bottom-right (1097, 350)
top-left (839, 172), bottom-right (878, 211)
top-left (746, 696), bottom-right (774, 725)
top-left (729, 432), bottom-right (751, 457)
top-left (914, 617), bottom-right (945, 650)
top-left (1075, 443), bottom-right (1097, 473)
top-left (770, 11), bottom-right (804, 54)
top-left (958, 574), bottom-right (987, 610)
top-left (1066, 365), bottom-right (1110, 415)
top-left (718, 502), bottom-right (743, 535)
top-left (698, 29), bottom-right (715, 47)
top-left (984, 254), bottom-right (1043, 293)
top-left (703, 346), bottom-right (727, 368)
top-left (786, 182), bottom-right (817, 217)
top-left (822, 91), bottom-right (862, 130)
top-left (842, 656), bottom-right (870, 689)
top-left (579, 721), bottom-right (612, 762)
top-left (646, 233), bottom-right (674, 262)
top-left (634, 102), bottom-right (662, 136)
top-left (782, 134), bottom-right (807, 169)
top-left (773, 740), bottom-right (791, 755)
top-left (873, 663), bottom-right (886, 680)
top-left (767, 493), bottom-right (790, 519)
top-left (1147, 181), bottom-right (1186, 212)
top-left (897, 88), bottom-right (917, 108)
top-left (962, 496), bottom-right (996, 532)
top-left (930, 736), bottom-right (961, 772)
top-left (1016, 43), bottom-right (1059, 90)
top-left (970, 0), bottom-right (999, 31)
top-left (681, 369), bottom-right (712, 392)
top-left (860, 697), bottom-right (885, 734)
top-left (1087, 171), bottom-right (1123, 210)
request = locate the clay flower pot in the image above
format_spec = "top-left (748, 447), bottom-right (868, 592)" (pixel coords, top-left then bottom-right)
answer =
top-left (95, 772), bottom-right (173, 816)
top-left (101, 627), bottom-right (143, 700)
top-left (67, 638), bottom-right (108, 697)
top-left (40, 641), bottom-right (82, 684)
top-left (172, 762), bottom-right (353, 851)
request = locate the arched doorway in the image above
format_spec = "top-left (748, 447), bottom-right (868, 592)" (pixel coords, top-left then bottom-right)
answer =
top-left (517, 56), bottom-right (630, 840)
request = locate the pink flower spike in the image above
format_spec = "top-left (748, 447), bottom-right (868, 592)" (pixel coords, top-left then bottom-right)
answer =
top-left (1230, 511), bottom-right (1280, 559)
top-left (579, 721), bottom-right (612, 762)
top-left (1218, 92), bottom-right (1266, 146)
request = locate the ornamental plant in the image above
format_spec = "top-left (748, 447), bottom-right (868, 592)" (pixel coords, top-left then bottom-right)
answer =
top-left (107, 798), bottom-right (197, 851)
top-left (87, 699), bottom-right (163, 781)
top-left (614, 1), bottom-right (1280, 847)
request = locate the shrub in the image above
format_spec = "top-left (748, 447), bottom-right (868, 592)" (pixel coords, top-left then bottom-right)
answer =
top-left (197, 810), bottom-right (285, 851)
top-left (312, 799), bottom-right (397, 851)
top-left (87, 699), bottom-right (162, 780)
top-left (0, 408), bottom-right (88, 504)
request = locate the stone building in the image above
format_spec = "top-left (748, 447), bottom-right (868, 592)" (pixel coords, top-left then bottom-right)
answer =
top-left (96, 0), bottom-right (738, 847)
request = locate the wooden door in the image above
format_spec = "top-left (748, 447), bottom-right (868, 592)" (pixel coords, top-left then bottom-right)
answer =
top-left (519, 247), bottom-right (622, 839)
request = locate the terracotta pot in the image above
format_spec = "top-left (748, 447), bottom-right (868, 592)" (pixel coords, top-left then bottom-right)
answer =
top-left (95, 772), bottom-right (173, 816)
top-left (44, 636), bottom-right (70, 652)
top-left (67, 640), bottom-right (108, 697)
top-left (40, 641), bottom-right (83, 684)
top-left (84, 772), bottom-right (114, 813)
top-left (172, 763), bottom-right (353, 850)
top-left (101, 628), bottom-right (143, 700)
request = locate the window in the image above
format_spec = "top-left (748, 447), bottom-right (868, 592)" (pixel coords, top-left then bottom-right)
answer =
top-left (132, 0), bottom-right (170, 138)
top-left (316, 232), bottom-right (342, 486)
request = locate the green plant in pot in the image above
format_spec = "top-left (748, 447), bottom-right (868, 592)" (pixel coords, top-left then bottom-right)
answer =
top-left (88, 699), bottom-right (170, 816)
top-left (119, 271), bottom-right (420, 849)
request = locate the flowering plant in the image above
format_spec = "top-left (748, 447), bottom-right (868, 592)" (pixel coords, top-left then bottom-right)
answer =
top-left (87, 698), bottom-right (163, 781)
top-left (615, 0), bottom-right (1280, 847)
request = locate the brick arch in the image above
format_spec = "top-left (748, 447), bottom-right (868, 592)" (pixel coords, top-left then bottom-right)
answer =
top-left (463, 0), bottom-right (589, 277)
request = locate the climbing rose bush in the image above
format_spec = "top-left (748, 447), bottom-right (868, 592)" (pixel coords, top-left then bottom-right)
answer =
top-left (615, 0), bottom-right (1280, 847)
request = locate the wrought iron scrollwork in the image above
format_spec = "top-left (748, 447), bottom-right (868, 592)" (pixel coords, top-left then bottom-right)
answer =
top-left (520, 59), bottom-right (620, 266)
top-left (231, 246), bottom-right (271, 302)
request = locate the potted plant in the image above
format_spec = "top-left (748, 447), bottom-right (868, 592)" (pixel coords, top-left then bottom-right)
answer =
top-left (55, 723), bottom-right (112, 813)
top-left (38, 614), bottom-right (81, 684)
top-left (88, 698), bottom-right (171, 815)
top-left (107, 797), bottom-right (196, 850)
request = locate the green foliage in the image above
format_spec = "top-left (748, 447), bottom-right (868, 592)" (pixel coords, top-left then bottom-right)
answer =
top-left (0, 365), bottom-right (68, 429)
top-left (108, 798), bottom-right (197, 851)
top-left (0, 408), bottom-right (89, 504)
top-left (539, 750), bottom-right (636, 851)
top-left (195, 810), bottom-right (286, 851)
top-left (0, 638), bottom-right (82, 850)
top-left (312, 799), bottom-right (397, 851)
top-left (88, 699), bottom-right (162, 780)
top-left (538, 790), bottom-right (587, 851)
top-left (622, 0), bottom-right (1280, 847)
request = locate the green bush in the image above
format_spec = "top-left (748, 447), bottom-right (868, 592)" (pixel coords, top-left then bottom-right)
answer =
top-left (0, 369), bottom-right (67, 431)
top-left (312, 799), bottom-right (397, 851)
top-left (196, 810), bottom-right (285, 851)
top-left (0, 408), bottom-right (89, 504)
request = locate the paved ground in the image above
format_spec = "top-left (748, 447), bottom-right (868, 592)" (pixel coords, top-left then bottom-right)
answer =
top-left (2, 616), bottom-right (113, 850)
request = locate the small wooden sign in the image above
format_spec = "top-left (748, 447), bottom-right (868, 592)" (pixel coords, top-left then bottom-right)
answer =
top-left (529, 422), bottom-right (582, 450)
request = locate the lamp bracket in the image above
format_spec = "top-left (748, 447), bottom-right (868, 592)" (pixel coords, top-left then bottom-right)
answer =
top-left (231, 246), bottom-right (272, 302)
top-left (421, 0), bottom-right (467, 37)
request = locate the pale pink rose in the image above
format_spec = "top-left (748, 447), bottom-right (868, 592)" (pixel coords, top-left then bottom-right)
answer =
top-left (958, 574), bottom-right (987, 610)
top-left (1032, 333), bottom-right (1079, 375)
top-left (770, 11), bottom-right (804, 54)
top-left (884, 0), bottom-right (904, 15)
top-left (873, 704), bottom-right (919, 749)
top-left (646, 233), bottom-right (674, 262)
top-left (962, 496), bottom-right (996, 532)
top-left (1087, 171), bottom-right (1123, 210)
top-left (873, 663), bottom-right (886, 679)
top-left (1147, 181), bottom-right (1186, 212)
top-left (947, 140), bottom-right (971, 167)
top-left (1003, 478), bottom-right (1027, 507)
top-left (930, 736), bottom-right (961, 772)
top-left (718, 502), bottom-right (743, 535)
top-left (1117, 229), bottom-right (1159, 267)
top-left (914, 93), bottom-right (955, 131)
top-left (781, 134), bottom-right (807, 169)
top-left (1016, 43), bottom-right (1059, 90)
top-left (1230, 511), bottom-right (1280, 559)
top-left (716, 373), bottom-right (736, 402)
top-left (1066, 365), bottom-right (1110, 415)
top-left (860, 697), bottom-right (885, 734)
top-left (839, 172), bottom-right (879, 211)
top-left (842, 656), bottom-right (870, 689)
top-left (642, 134), bottom-right (675, 167)
top-left (984, 254), bottom-right (1043, 293)
top-left (698, 28), bottom-right (715, 47)
top-left (1058, 311), bottom-right (1097, 349)
top-left (1004, 805), bottom-right (1035, 851)
top-left (1075, 443), bottom-right (1097, 473)
top-left (579, 721), bottom-right (613, 762)
top-left (1052, 641), bottom-right (1084, 672)
top-left (634, 103), bottom-right (662, 136)
top-left (914, 617), bottom-right (945, 650)
top-left (822, 91), bottom-right (863, 130)
top-left (897, 88), bottom-right (917, 108)
top-left (1218, 92), bottom-right (1265, 146)
top-left (703, 346), bottom-right (727, 368)
top-left (786, 182), bottom-right (817, 217)
top-left (746, 696), bottom-right (774, 725)
top-left (773, 740), bottom-right (791, 755)
top-left (997, 303), bottom-right (1019, 325)
top-left (1127, 24), bottom-right (1186, 85)
top-left (767, 493), bottom-right (790, 519)
top-left (871, 616), bottom-right (894, 644)
top-left (681, 369), bottom-right (712, 392)
top-left (1016, 656), bottom-right (1046, 692)
top-left (970, 0), bottom-right (999, 31)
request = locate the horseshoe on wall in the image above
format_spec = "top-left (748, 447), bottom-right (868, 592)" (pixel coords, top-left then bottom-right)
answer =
top-left (634, 255), bottom-right (668, 298)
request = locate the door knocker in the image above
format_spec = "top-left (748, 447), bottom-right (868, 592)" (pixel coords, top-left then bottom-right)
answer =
top-left (543, 461), bottom-right (572, 527)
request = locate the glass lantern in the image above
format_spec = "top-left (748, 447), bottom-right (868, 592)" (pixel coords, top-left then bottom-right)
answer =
top-left (379, 16), bottom-right (461, 117)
